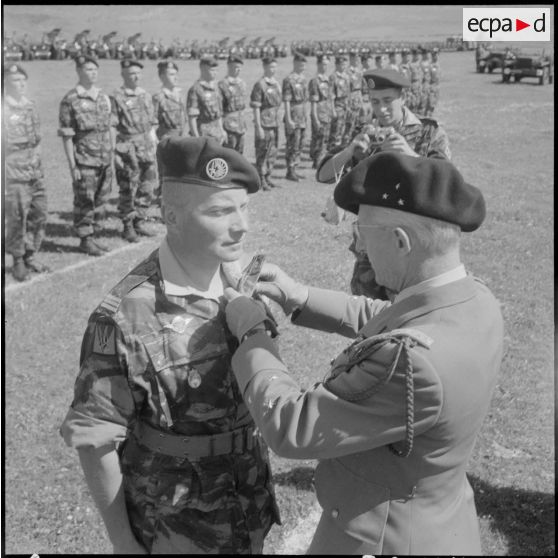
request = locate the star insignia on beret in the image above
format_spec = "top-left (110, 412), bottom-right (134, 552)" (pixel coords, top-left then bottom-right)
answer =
top-left (206, 158), bottom-right (228, 181)
top-left (382, 193), bottom-right (389, 199)
top-left (395, 183), bottom-right (400, 190)
top-left (398, 199), bottom-right (405, 206)
top-left (367, 78), bottom-right (375, 89)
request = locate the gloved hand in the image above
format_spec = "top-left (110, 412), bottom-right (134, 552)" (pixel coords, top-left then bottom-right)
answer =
top-left (252, 263), bottom-right (309, 315)
top-left (224, 288), bottom-right (268, 341)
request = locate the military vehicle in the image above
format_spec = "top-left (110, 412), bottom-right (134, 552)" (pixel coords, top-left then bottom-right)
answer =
top-left (476, 50), bottom-right (507, 73)
top-left (502, 53), bottom-right (554, 85)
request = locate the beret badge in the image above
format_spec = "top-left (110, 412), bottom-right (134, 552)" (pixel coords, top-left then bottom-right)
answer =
top-left (367, 78), bottom-right (375, 89)
top-left (206, 158), bottom-right (229, 181)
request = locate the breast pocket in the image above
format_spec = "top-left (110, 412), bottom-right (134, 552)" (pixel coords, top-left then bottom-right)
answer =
top-left (314, 460), bottom-right (390, 551)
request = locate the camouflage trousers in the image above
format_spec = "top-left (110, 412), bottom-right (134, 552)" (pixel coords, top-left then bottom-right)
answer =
top-left (73, 164), bottom-right (113, 238)
top-left (4, 178), bottom-right (47, 258)
top-left (349, 223), bottom-right (390, 300)
top-left (115, 150), bottom-right (157, 225)
top-left (199, 121), bottom-right (225, 145)
top-left (407, 84), bottom-right (423, 113)
top-left (424, 86), bottom-right (440, 117)
top-left (310, 119), bottom-right (331, 167)
top-left (121, 434), bottom-right (280, 554)
top-left (328, 106), bottom-right (347, 150)
top-left (255, 127), bottom-right (279, 178)
top-left (284, 126), bottom-right (306, 171)
top-left (224, 131), bottom-right (245, 154)
top-left (343, 102), bottom-right (364, 145)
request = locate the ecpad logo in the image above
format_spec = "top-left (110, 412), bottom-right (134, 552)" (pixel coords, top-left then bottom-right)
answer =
top-left (463, 8), bottom-right (550, 42)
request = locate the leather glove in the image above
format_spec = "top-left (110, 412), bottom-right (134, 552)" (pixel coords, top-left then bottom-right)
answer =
top-left (253, 263), bottom-right (309, 315)
top-left (224, 288), bottom-right (268, 342)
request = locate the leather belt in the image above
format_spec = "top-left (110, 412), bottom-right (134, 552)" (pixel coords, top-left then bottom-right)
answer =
top-left (133, 421), bottom-right (258, 459)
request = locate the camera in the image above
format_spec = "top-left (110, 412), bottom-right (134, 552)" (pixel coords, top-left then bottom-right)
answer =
top-left (362, 124), bottom-right (395, 147)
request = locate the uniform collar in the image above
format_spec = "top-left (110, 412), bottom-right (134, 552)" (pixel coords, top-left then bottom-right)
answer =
top-left (225, 76), bottom-right (240, 84)
top-left (5, 94), bottom-right (30, 107)
top-left (317, 73), bottom-right (328, 80)
top-left (263, 76), bottom-right (278, 85)
top-left (122, 85), bottom-right (144, 95)
top-left (392, 106), bottom-right (422, 131)
top-left (76, 84), bottom-right (100, 100)
top-left (393, 265), bottom-right (467, 304)
top-left (198, 79), bottom-right (216, 89)
top-left (334, 70), bottom-right (346, 78)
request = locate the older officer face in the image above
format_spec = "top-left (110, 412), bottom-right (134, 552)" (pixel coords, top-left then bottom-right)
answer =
top-left (165, 185), bottom-right (249, 265)
top-left (369, 87), bottom-right (405, 127)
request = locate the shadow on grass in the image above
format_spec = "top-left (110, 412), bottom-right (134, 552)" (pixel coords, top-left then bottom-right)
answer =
top-left (273, 466), bottom-right (314, 492)
top-left (470, 474), bottom-right (555, 556)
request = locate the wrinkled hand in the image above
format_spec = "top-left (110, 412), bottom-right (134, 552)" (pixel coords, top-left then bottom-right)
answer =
top-left (379, 132), bottom-right (418, 157)
top-left (252, 263), bottom-right (309, 315)
top-left (224, 288), bottom-right (268, 341)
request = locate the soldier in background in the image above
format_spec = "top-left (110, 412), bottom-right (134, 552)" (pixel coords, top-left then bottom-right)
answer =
top-left (308, 53), bottom-right (333, 169)
top-left (111, 58), bottom-right (158, 243)
top-left (328, 54), bottom-right (350, 151)
top-left (187, 54), bottom-right (227, 145)
top-left (250, 56), bottom-right (283, 191)
top-left (399, 48), bottom-right (412, 80)
top-left (282, 52), bottom-right (309, 182)
top-left (3, 64), bottom-right (49, 281)
top-left (374, 53), bottom-right (385, 70)
top-left (387, 50), bottom-right (399, 71)
top-left (418, 47), bottom-right (432, 115)
top-left (218, 54), bottom-right (248, 154)
top-left (60, 137), bottom-right (281, 554)
top-left (408, 48), bottom-right (423, 113)
top-left (152, 60), bottom-right (186, 204)
top-left (424, 48), bottom-right (440, 117)
top-left (343, 48), bottom-right (365, 145)
top-left (59, 55), bottom-right (115, 256)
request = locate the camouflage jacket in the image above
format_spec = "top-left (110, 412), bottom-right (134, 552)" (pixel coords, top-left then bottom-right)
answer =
top-left (420, 60), bottom-right (432, 84)
top-left (409, 60), bottom-right (423, 84)
top-left (282, 72), bottom-right (308, 127)
top-left (58, 85), bottom-right (114, 167)
top-left (399, 61), bottom-right (412, 81)
top-left (329, 70), bottom-right (351, 107)
top-left (308, 73), bottom-right (334, 123)
top-left (218, 76), bottom-right (247, 134)
top-left (186, 79), bottom-right (223, 124)
top-left (60, 247), bottom-right (280, 552)
top-left (430, 62), bottom-right (441, 85)
top-left (347, 66), bottom-right (364, 109)
top-left (152, 87), bottom-right (186, 140)
top-left (250, 76), bottom-right (282, 128)
top-left (3, 94), bottom-right (43, 181)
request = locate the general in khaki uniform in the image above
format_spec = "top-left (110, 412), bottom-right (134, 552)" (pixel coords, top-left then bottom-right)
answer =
top-left (60, 137), bottom-right (280, 553)
top-left (282, 52), bottom-right (309, 181)
top-left (250, 56), bottom-right (283, 190)
top-left (3, 64), bottom-right (49, 281)
top-left (218, 54), bottom-right (248, 154)
top-left (224, 152), bottom-right (503, 555)
top-left (111, 58), bottom-right (158, 242)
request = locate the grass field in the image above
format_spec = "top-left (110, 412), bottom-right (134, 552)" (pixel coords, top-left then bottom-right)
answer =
top-left (2, 6), bottom-right (555, 555)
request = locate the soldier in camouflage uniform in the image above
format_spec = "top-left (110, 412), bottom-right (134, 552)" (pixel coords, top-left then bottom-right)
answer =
top-left (111, 58), bottom-right (159, 243)
top-left (282, 52), bottom-right (308, 182)
top-left (187, 55), bottom-right (227, 145)
top-left (328, 55), bottom-right (350, 151)
top-left (408, 48), bottom-right (423, 113)
top-left (218, 54), bottom-right (248, 154)
top-left (59, 55), bottom-right (115, 257)
top-left (152, 60), bottom-right (186, 204)
top-left (387, 50), bottom-right (399, 71)
top-left (418, 47), bottom-right (432, 115)
top-left (3, 64), bottom-right (49, 281)
top-left (60, 137), bottom-right (280, 554)
top-left (250, 56), bottom-right (283, 191)
top-left (316, 69), bottom-right (451, 299)
top-left (343, 49), bottom-right (365, 145)
top-left (308, 53), bottom-right (333, 169)
top-left (424, 48), bottom-right (440, 117)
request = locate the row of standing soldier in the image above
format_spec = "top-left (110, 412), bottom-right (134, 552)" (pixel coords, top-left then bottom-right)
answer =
top-left (3, 47), bottom-right (441, 280)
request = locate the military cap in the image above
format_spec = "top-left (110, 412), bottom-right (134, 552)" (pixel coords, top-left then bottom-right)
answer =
top-left (261, 56), bottom-right (277, 65)
top-left (334, 152), bottom-right (485, 231)
top-left (401, 48), bottom-right (411, 55)
top-left (157, 60), bottom-right (178, 73)
top-left (75, 54), bottom-right (99, 68)
top-left (363, 68), bottom-right (411, 89)
top-left (432, 47), bottom-right (440, 54)
top-left (227, 53), bottom-right (244, 64)
top-left (410, 48), bottom-right (418, 55)
top-left (349, 48), bottom-right (359, 56)
top-left (374, 53), bottom-right (383, 60)
top-left (4, 64), bottom-right (27, 78)
top-left (335, 54), bottom-right (348, 63)
top-left (293, 51), bottom-right (307, 62)
top-left (120, 58), bottom-right (143, 69)
top-left (199, 54), bottom-right (218, 67)
top-left (316, 53), bottom-right (330, 64)
top-left (158, 136), bottom-right (260, 193)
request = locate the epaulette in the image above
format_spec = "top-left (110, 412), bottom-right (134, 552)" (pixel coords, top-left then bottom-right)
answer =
top-left (419, 116), bottom-right (440, 128)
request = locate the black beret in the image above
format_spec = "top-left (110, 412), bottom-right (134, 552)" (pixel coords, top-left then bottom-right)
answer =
top-left (75, 54), bottom-right (99, 68)
top-left (158, 136), bottom-right (260, 193)
top-left (293, 51), bottom-right (307, 62)
top-left (199, 54), bottom-right (218, 67)
top-left (316, 53), bottom-right (330, 63)
top-left (121, 58), bottom-right (143, 69)
top-left (158, 60), bottom-right (178, 73)
top-left (227, 54), bottom-right (244, 64)
top-left (335, 54), bottom-right (348, 63)
top-left (363, 68), bottom-right (411, 89)
top-left (411, 48), bottom-right (419, 55)
top-left (4, 64), bottom-right (27, 78)
top-left (401, 48), bottom-right (411, 55)
top-left (334, 152), bottom-right (486, 232)
top-left (261, 56), bottom-right (277, 65)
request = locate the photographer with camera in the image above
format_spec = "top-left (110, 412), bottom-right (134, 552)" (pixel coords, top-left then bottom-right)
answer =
top-left (316, 68), bottom-right (451, 299)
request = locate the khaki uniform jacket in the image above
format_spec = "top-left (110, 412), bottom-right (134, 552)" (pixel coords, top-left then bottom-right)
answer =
top-left (231, 275), bottom-right (503, 555)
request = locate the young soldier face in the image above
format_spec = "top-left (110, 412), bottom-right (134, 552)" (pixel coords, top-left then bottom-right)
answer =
top-left (227, 62), bottom-right (243, 78)
top-left (294, 60), bottom-right (306, 73)
top-left (161, 67), bottom-right (178, 87)
top-left (264, 62), bottom-right (277, 77)
top-left (122, 66), bottom-right (142, 88)
top-left (369, 87), bottom-right (405, 126)
top-left (170, 186), bottom-right (250, 264)
top-left (317, 59), bottom-right (329, 74)
top-left (5, 73), bottom-right (27, 97)
top-left (78, 62), bottom-right (99, 86)
top-left (201, 64), bottom-right (218, 81)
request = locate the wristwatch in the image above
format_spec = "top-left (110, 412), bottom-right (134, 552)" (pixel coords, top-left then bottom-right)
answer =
top-left (241, 325), bottom-right (267, 344)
